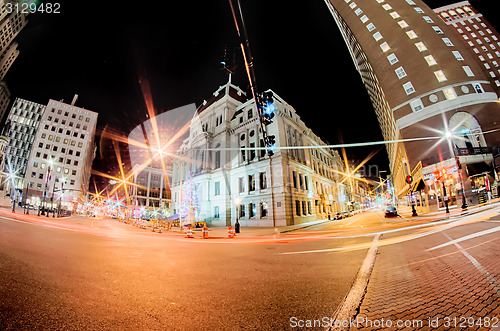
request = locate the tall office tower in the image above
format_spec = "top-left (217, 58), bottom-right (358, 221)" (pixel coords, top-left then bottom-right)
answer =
top-left (433, 2), bottom-right (500, 88)
top-left (324, 0), bottom-right (500, 206)
top-left (24, 97), bottom-right (98, 211)
top-left (1, 98), bottom-right (46, 192)
top-left (0, 1), bottom-right (28, 121)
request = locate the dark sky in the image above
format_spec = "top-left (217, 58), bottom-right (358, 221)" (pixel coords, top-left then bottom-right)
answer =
top-left (5, 0), bottom-right (499, 174)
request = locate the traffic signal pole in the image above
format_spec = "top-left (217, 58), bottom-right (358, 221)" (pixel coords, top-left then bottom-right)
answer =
top-left (228, 0), bottom-right (277, 226)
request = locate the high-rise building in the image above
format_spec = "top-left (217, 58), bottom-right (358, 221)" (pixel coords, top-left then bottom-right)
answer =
top-left (324, 0), bottom-right (500, 209)
top-left (0, 1), bottom-right (28, 121)
top-left (1, 97), bottom-right (46, 192)
top-left (23, 97), bottom-right (98, 211)
top-left (433, 2), bottom-right (500, 88)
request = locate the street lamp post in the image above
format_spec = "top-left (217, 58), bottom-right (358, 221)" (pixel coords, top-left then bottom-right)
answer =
top-left (442, 179), bottom-right (450, 214)
top-left (39, 159), bottom-right (53, 216)
top-left (445, 131), bottom-right (468, 210)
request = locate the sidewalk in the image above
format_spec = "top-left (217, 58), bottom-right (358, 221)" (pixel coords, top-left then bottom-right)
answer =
top-left (347, 205), bottom-right (500, 330)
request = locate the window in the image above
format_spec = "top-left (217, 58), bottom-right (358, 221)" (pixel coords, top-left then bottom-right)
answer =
top-left (464, 66), bottom-right (475, 77)
top-left (434, 70), bottom-right (448, 82)
top-left (424, 55), bottom-right (438, 66)
top-left (403, 82), bottom-right (416, 95)
top-left (349, 2), bottom-right (356, 9)
top-left (295, 200), bottom-right (301, 216)
top-left (239, 177), bottom-right (244, 193)
top-left (395, 66), bottom-right (407, 79)
top-left (360, 15), bottom-right (369, 23)
top-left (423, 16), bottom-right (434, 23)
top-left (354, 8), bottom-right (362, 16)
top-left (387, 53), bottom-right (399, 65)
top-left (433, 26), bottom-right (444, 34)
top-left (415, 42), bottom-right (427, 52)
top-left (366, 23), bottom-right (376, 32)
top-left (382, 4), bottom-right (392, 11)
top-left (442, 38), bottom-right (454, 46)
top-left (414, 7), bottom-right (424, 13)
top-left (380, 42), bottom-right (391, 52)
top-left (443, 87), bottom-right (457, 100)
top-left (452, 51), bottom-right (464, 61)
top-left (397, 20), bottom-right (409, 29)
top-left (260, 202), bottom-right (268, 218)
top-left (390, 12), bottom-right (400, 19)
top-left (260, 172), bottom-right (267, 189)
top-left (373, 32), bottom-right (383, 41)
top-left (249, 203), bottom-right (256, 218)
top-left (406, 30), bottom-right (418, 39)
top-left (214, 206), bottom-right (220, 219)
top-left (410, 99), bottom-right (424, 112)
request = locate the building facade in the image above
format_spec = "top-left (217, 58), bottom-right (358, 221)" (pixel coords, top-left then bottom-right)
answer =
top-left (23, 97), bottom-right (98, 210)
top-left (0, 1), bottom-right (28, 121)
top-left (324, 0), bottom-right (500, 209)
top-left (170, 79), bottom-right (347, 227)
top-left (1, 97), bottom-right (45, 193)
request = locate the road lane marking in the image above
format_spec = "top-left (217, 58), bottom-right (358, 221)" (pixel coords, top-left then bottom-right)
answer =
top-left (327, 234), bottom-right (381, 331)
top-left (427, 225), bottom-right (500, 251)
top-left (443, 233), bottom-right (500, 297)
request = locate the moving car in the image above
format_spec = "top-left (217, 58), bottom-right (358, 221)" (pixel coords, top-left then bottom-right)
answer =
top-left (384, 206), bottom-right (398, 218)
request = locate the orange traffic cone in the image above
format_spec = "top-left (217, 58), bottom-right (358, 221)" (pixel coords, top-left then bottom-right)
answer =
top-left (227, 226), bottom-right (234, 238)
top-left (202, 222), bottom-right (209, 239)
top-left (186, 225), bottom-right (194, 238)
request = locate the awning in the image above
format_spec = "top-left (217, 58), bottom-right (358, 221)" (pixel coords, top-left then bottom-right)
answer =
top-left (466, 162), bottom-right (492, 177)
top-left (411, 178), bottom-right (426, 192)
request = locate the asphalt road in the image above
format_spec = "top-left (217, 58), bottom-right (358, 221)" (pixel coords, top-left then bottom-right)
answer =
top-left (0, 212), bottom-right (375, 330)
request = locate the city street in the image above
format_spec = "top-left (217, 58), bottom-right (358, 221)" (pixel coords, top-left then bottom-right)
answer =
top-left (1, 205), bottom-right (500, 330)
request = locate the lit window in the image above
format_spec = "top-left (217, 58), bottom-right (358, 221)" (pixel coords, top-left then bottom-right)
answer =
top-left (398, 20), bottom-right (409, 28)
top-left (395, 66), bottom-right (407, 79)
top-left (414, 7), bottom-right (424, 14)
top-left (415, 42), bottom-right (427, 52)
top-left (390, 12), bottom-right (400, 19)
top-left (406, 30), bottom-right (418, 39)
top-left (403, 82), bottom-right (415, 95)
top-left (406, 0), bottom-right (415, 4)
top-left (434, 70), bottom-right (447, 82)
top-left (355, 8), bottom-right (363, 16)
top-left (443, 87), bottom-right (457, 100)
top-left (380, 42), bottom-right (391, 52)
top-left (366, 23), bottom-right (376, 32)
top-left (424, 55), bottom-right (438, 66)
top-left (382, 4), bottom-right (392, 11)
top-left (349, 2), bottom-right (357, 9)
top-left (462, 66), bottom-right (474, 77)
top-left (360, 15), bottom-right (369, 23)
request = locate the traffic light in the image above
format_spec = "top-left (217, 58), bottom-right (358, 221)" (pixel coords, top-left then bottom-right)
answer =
top-left (260, 91), bottom-right (275, 126)
top-left (267, 135), bottom-right (276, 156)
top-left (406, 175), bottom-right (413, 184)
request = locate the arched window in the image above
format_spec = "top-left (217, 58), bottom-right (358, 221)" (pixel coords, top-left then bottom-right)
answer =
top-left (448, 112), bottom-right (486, 149)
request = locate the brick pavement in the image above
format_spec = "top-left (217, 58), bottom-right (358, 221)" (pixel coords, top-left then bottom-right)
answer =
top-left (351, 217), bottom-right (500, 331)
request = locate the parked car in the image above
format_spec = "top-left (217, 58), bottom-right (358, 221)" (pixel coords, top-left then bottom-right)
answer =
top-left (384, 206), bottom-right (398, 218)
top-left (334, 213), bottom-right (343, 220)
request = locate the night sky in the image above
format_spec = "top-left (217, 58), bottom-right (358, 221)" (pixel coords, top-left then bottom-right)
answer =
top-left (4, 0), bottom-right (499, 176)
